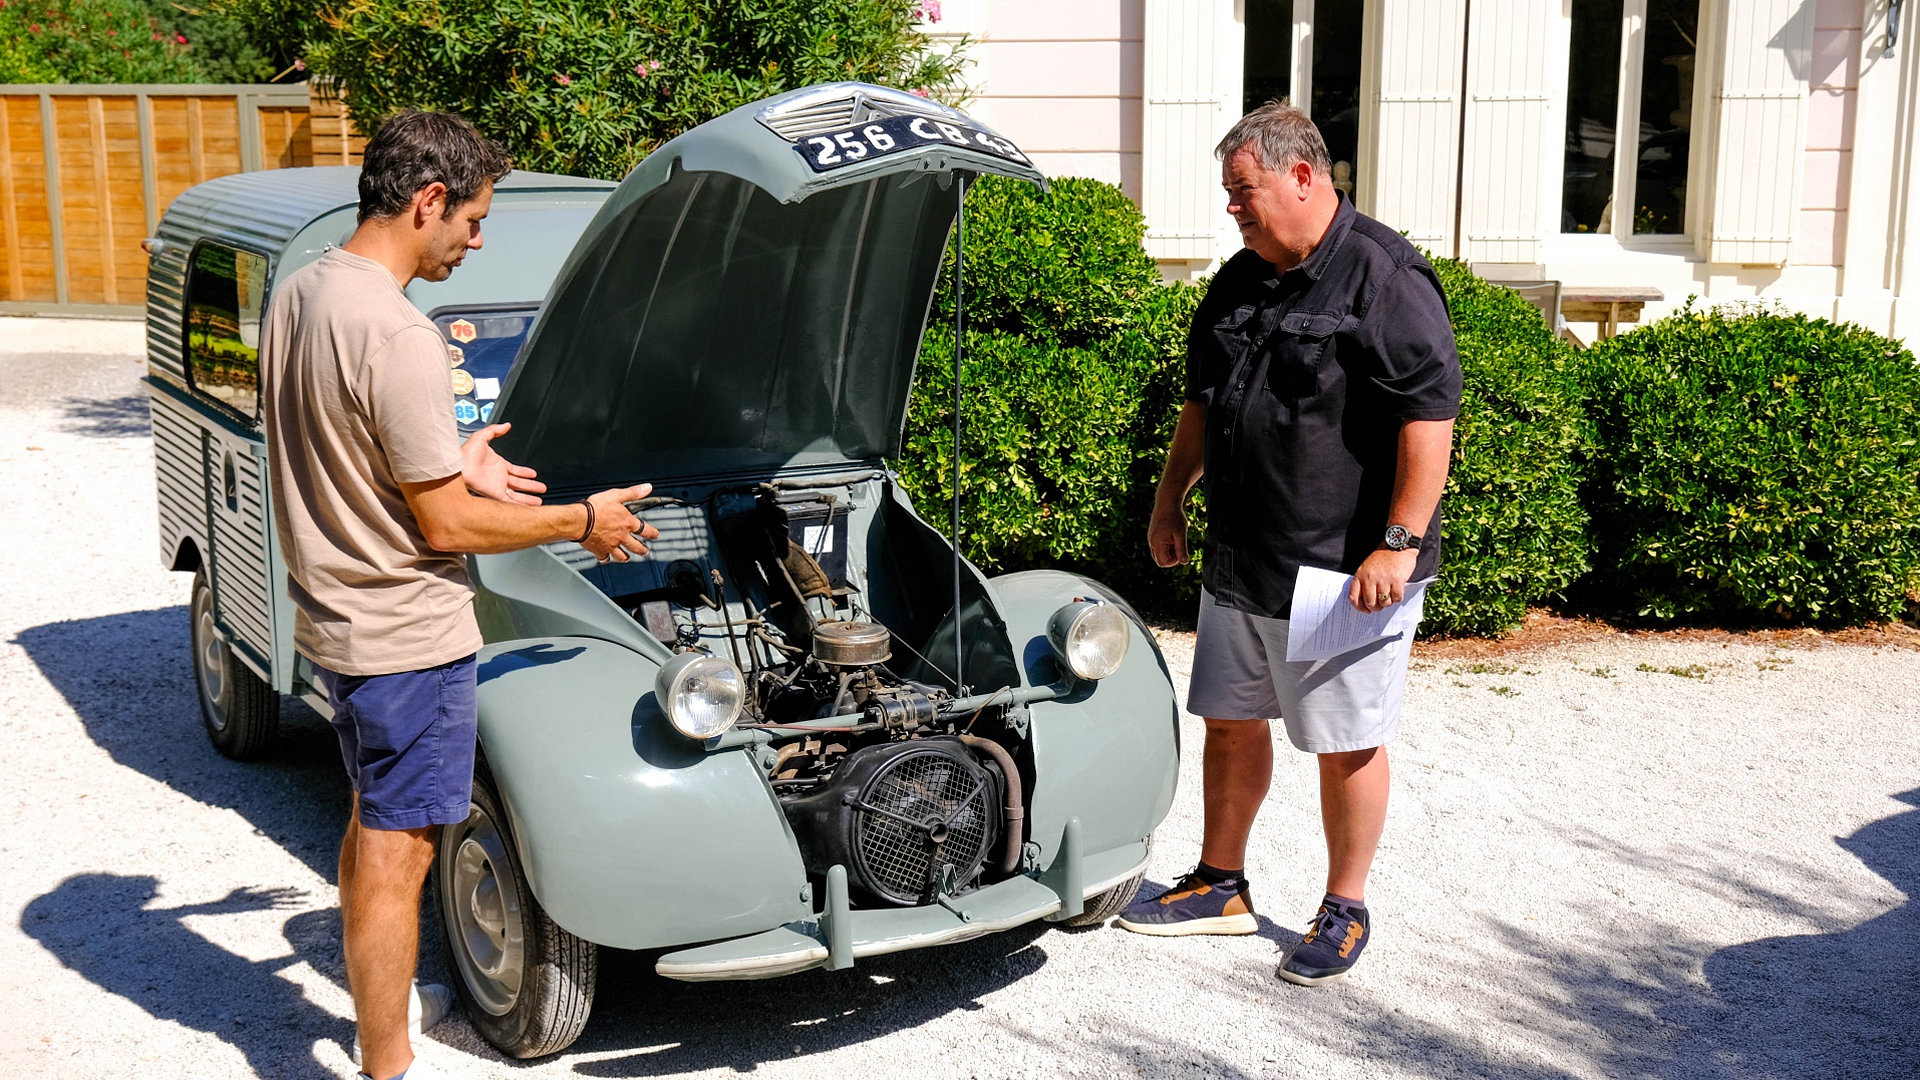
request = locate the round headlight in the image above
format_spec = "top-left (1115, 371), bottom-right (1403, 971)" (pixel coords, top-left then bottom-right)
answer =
top-left (1047, 600), bottom-right (1130, 681)
top-left (654, 652), bottom-right (745, 739)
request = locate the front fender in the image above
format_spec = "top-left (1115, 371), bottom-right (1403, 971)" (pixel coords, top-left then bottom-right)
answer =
top-left (475, 637), bottom-right (810, 949)
top-left (986, 571), bottom-right (1180, 871)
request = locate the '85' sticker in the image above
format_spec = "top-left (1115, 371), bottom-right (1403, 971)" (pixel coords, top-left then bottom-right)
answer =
top-left (794, 114), bottom-right (1028, 172)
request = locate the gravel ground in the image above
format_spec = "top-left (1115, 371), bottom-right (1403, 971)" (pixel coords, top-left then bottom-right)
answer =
top-left (2, 315), bottom-right (1916, 1080)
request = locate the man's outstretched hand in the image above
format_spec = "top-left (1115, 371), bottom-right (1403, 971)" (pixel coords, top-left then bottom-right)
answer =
top-left (462, 422), bottom-right (547, 506)
top-left (584, 484), bottom-right (661, 563)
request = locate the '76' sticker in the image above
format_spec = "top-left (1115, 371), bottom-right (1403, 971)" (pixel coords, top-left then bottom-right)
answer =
top-left (794, 114), bottom-right (1029, 172)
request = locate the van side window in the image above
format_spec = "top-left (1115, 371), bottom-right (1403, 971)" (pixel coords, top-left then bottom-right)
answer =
top-left (185, 243), bottom-right (269, 422)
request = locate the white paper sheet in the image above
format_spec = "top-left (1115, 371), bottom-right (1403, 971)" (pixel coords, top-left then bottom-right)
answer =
top-left (474, 377), bottom-right (502, 401)
top-left (1284, 565), bottom-right (1432, 663)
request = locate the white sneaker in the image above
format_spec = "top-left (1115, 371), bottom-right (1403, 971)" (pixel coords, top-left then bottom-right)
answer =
top-left (349, 982), bottom-right (455, 1066)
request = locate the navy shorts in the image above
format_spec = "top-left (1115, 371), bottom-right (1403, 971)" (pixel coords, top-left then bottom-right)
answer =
top-left (312, 654), bottom-right (478, 831)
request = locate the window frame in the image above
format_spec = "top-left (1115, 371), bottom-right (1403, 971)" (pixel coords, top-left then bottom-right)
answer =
top-left (180, 239), bottom-right (273, 427)
top-left (1548, 0), bottom-right (1712, 254)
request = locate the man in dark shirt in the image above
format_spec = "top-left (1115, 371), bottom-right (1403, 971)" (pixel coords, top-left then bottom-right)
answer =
top-left (1115, 102), bottom-right (1461, 987)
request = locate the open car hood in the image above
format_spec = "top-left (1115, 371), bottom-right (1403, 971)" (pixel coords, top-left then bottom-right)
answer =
top-left (495, 83), bottom-right (1047, 489)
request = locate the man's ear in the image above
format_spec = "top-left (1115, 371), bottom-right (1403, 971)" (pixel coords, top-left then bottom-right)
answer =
top-left (1291, 160), bottom-right (1315, 197)
top-left (413, 181), bottom-right (450, 226)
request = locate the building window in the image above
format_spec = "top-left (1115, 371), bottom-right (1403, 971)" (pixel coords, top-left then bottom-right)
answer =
top-left (1561, 0), bottom-right (1700, 237)
top-left (1242, 0), bottom-right (1366, 198)
top-left (184, 243), bottom-right (268, 422)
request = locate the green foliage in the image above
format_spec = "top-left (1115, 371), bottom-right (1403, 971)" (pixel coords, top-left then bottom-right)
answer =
top-left (0, 0), bottom-right (273, 83)
top-left (1422, 258), bottom-right (1592, 636)
top-left (898, 176), bottom-right (1202, 596)
top-left (1580, 302), bottom-right (1920, 624)
top-left (297, 0), bottom-right (968, 180)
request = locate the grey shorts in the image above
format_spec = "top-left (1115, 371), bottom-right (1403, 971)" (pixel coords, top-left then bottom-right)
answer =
top-left (1187, 588), bottom-right (1421, 753)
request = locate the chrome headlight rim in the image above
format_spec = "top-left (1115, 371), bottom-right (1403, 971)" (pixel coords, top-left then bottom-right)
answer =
top-left (655, 651), bottom-right (745, 740)
top-left (1047, 599), bottom-right (1131, 682)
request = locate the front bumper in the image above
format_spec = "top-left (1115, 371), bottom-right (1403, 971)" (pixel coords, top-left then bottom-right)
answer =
top-left (656, 829), bottom-right (1147, 981)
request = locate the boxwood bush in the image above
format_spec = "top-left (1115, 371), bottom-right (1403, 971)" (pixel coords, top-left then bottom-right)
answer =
top-left (1422, 258), bottom-right (1593, 636)
top-left (1580, 303), bottom-right (1920, 624)
top-left (898, 176), bottom-right (1201, 593)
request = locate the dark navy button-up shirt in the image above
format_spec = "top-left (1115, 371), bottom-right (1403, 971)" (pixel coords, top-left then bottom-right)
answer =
top-left (1186, 195), bottom-right (1462, 618)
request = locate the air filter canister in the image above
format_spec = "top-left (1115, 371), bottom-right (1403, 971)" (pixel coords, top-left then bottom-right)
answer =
top-left (812, 620), bottom-right (891, 666)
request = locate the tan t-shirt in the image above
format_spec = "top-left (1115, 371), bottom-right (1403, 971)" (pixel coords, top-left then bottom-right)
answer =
top-left (261, 247), bottom-right (483, 675)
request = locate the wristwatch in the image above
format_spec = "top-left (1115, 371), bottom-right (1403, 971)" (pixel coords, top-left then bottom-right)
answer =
top-left (1383, 524), bottom-right (1420, 552)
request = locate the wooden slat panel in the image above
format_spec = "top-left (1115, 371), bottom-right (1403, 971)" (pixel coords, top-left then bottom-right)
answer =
top-left (1142, 0), bottom-right (1225, 261)
top-left (1460, 0), bottom-right (1555, 264)
top-left (3, 87), bottom-right (363, 309)
top-left (1703, 0), bottom-right (1815, 265)
top-left (1363, 0), bottom-right (1467, 252)
top-left (0, 96), bottom-right (56, 302)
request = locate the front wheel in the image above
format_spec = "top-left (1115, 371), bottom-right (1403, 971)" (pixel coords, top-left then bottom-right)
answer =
top-left (436, 766), bottom-right (596, 1059)
top-left (190, 569), bottom-right (278, 760)
top-left (1060, 868), bottom-right (1147, 927)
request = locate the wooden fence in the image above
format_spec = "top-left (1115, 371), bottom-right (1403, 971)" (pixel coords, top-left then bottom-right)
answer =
top-left (0, 83), bottom-right (363, 315)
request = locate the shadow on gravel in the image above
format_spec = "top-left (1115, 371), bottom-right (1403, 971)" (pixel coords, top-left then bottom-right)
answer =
top-left (20, 875), bottom-right (338, 1080)
top-left (59, 392), bottom-right (151, 437)
top-left (1232, 791), bottom-right (1920, 1080)
top-left (573, 925), bottom-right (1052, 1076)
top-left (14, 607), bottom-right (349, 881)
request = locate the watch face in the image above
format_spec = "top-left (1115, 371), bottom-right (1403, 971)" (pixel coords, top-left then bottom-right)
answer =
top-left (1385, 525), bottom-right (1415, 551)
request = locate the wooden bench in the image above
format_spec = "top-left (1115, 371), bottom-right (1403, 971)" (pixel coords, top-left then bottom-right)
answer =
top-left (1560, 286), bottom-right (1664, 340)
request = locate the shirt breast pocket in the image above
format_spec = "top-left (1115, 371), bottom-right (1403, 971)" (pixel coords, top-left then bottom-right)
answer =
top-left (1266, 310), bottom-right (1342, 399)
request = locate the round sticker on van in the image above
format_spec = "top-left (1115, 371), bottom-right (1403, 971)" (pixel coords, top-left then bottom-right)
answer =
top-left (450, 368), bottom-right (475, 395)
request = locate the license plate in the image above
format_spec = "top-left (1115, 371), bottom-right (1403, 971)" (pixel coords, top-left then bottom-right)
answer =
top-left (793, 114), bottom-right (1029, 173)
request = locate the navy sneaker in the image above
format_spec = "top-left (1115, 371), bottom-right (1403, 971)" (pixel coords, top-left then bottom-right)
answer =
top-left (1114, 869), bottom-right (1257, 936)
top-left (1278, 896), bottom-right (1369, 986)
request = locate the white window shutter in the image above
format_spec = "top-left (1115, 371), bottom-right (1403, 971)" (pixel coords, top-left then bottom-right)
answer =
top-left (1700, 0), bottom-right (1813, 265)
top-left (1458, 0), bottom-right (1555, 265)
top-left (1142, 0), bottom-right (1224, 261)
top-left (1359, 0), bottom-right (1467, 253)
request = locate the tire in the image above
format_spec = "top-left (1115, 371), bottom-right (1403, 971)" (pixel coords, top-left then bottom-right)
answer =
top-left (190, 568), bottom-right (278, 760)
top-left (437, 766), bottom-right (596, 1059)
top-left (1060, 867), bottom-right (1147, 927)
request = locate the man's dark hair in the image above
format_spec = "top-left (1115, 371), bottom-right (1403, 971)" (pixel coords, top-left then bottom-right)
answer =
top-left (356, 111), bottom-right (512, 224)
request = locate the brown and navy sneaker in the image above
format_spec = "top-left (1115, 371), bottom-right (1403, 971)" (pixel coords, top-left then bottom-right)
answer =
top-left (1278, 895), bottom-right (1369, 986)
top-left (1114, 868), bottom-right (1258, 936)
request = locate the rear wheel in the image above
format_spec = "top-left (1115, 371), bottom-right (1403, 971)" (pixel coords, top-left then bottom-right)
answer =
top-left (437, 766), bottom-right (596, 1059)
top-left (190, 569), bottom-right (278, 760)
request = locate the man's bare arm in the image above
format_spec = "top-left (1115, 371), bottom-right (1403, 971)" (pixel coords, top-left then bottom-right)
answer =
top-left (1348, 417), bottom-right (1455, 612)
top-left (1148, 401), bottom-right (1208, 568)
top-left (401, 477), bottom-right (658, 561)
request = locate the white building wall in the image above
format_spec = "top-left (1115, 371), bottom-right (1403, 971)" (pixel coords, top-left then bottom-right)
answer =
top-left (954, 0), bottom-right (1919, 340)
top-left (932, 1), bottom-right (1144, 197)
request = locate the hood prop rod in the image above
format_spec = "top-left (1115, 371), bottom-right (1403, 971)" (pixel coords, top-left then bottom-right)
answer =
top-left (951, 173), bottom-right (969, 695)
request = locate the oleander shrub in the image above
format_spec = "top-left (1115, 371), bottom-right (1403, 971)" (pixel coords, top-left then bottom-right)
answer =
top-left (898, 176), bottom-right (1203, 595)
top-left (294, 0), bottom-right (968, 181)
top-left (1580, 302), bottom-right (1920, 624)
top-left (0, 0), bottom-right (273, 83)
top-left (1422, 258), bottom-right (1592, 636)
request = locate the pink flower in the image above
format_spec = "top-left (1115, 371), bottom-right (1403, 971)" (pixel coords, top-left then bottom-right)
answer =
top-left (293, 58), bottom-right (306, 71)
top-left (107, 28), bottom-right (115, 35)
top-left (910, 87), bottom-right (930, 98)
top-left (916, 0), bottom-right (942, 23)
top-left (634, 63), bottom-right (647, 77)
top-left (151, 31), bottom-right (160, 40)
top-left (554, 73), bottom-right (571, 85)
top-left (174, 32), bottom-right (186, 44)
top-left (635, 58), bottom-right (661, 76)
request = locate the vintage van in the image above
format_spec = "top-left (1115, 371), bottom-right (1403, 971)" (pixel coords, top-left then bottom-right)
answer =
top-left (148, 84), bottom-right (1178, 1059)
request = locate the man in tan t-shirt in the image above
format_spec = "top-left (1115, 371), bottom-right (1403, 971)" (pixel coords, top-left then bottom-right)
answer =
top-left (261, 111), bottom-right (655, 1080)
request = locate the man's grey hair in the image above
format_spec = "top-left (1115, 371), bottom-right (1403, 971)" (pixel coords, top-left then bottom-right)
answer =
top-left (1215, 100), bottom-right (1332, 177)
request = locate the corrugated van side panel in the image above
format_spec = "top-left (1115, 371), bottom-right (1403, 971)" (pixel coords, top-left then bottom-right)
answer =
top-left (148, 390), bottom-right (205, 568)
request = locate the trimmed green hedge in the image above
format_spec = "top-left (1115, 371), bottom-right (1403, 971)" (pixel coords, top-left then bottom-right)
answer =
top-left (1580, 303), bottom-right (1920, 624)
top-left (1423, 259), bottom-right (1592, 636)
top-left (897, 179), bottom-right (1592, 633)
top-left (898, 177), bottom-right (1201, 593)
